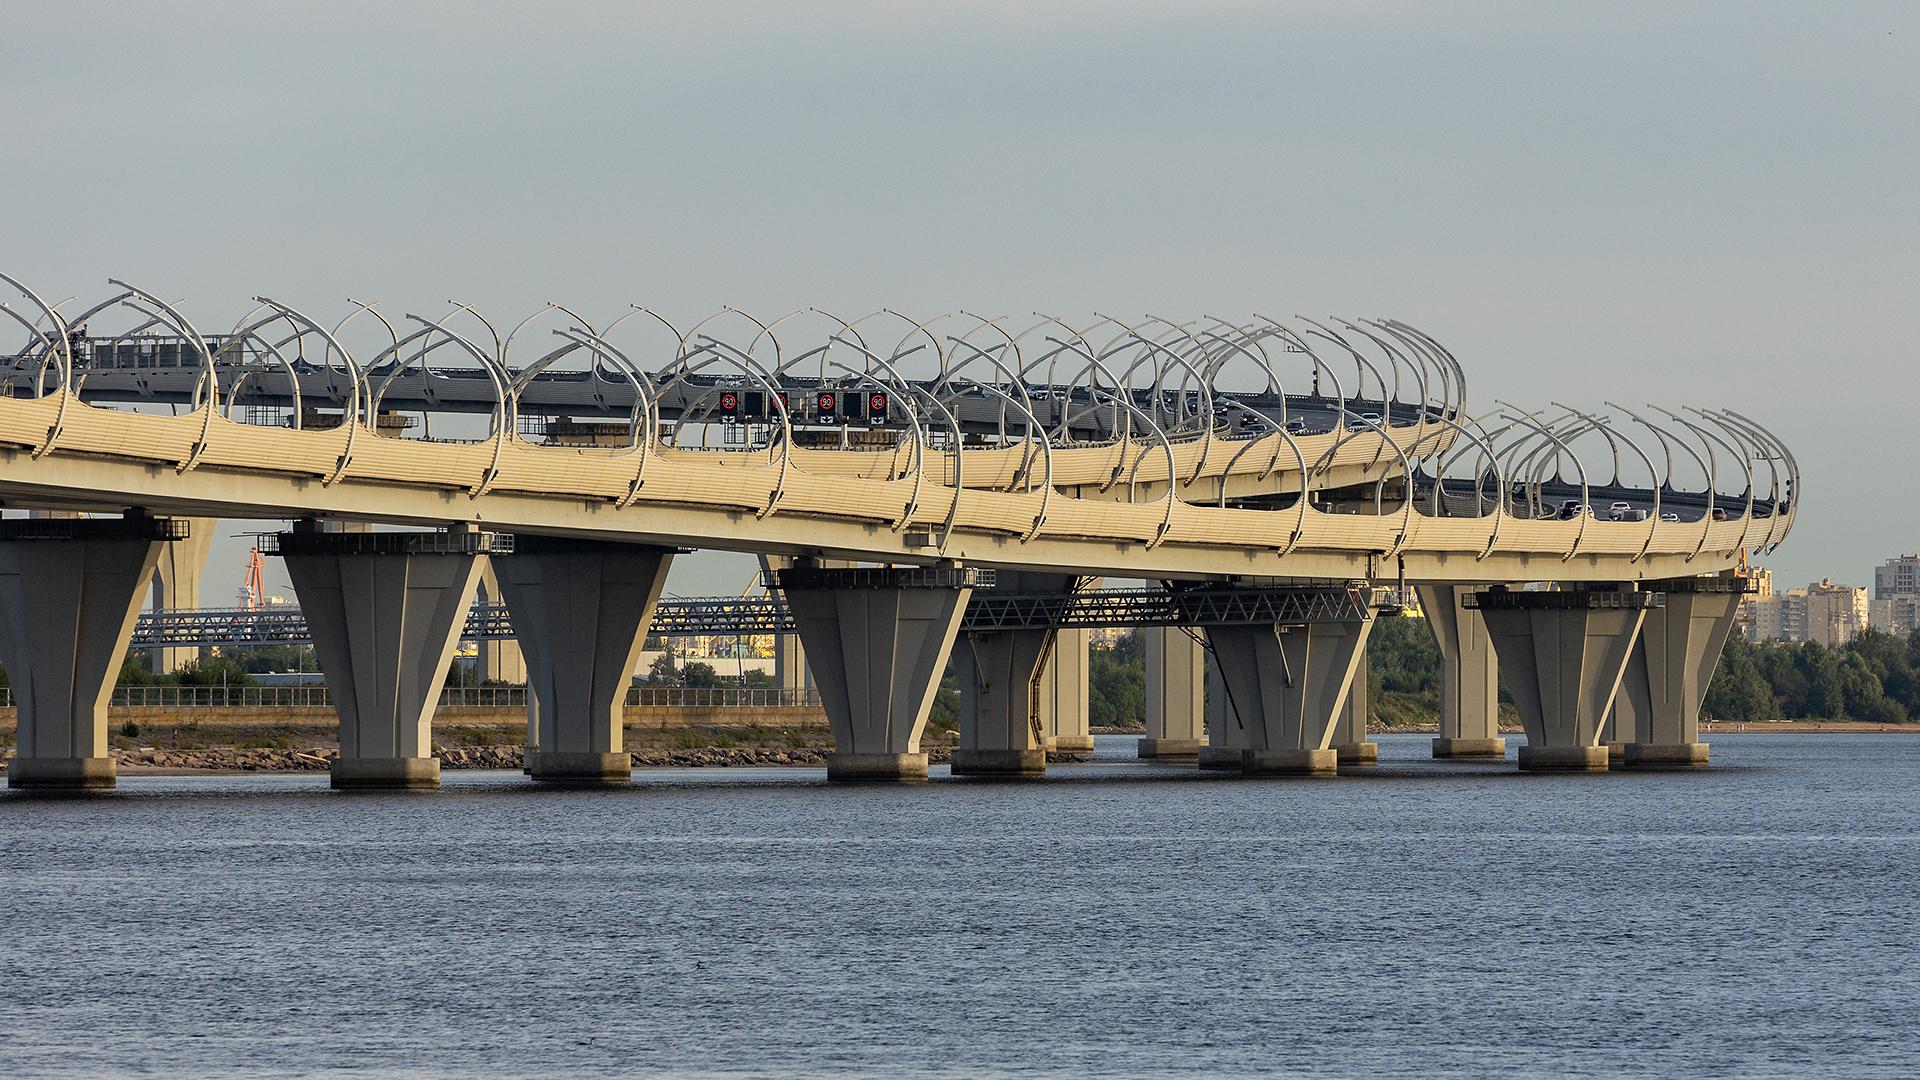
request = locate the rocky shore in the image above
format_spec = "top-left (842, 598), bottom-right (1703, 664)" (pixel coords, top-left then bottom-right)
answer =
top-left (1, 742), bottom-right (964, 774)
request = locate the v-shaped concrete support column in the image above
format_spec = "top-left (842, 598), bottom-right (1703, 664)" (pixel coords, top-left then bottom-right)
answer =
top-left (777, 564), bottom-right (974, 780)
top-left (0, 516), bottom-right (179, 791)
top-left (494, 538), bottom-right (674, 783)
top-left (279, 528), bottom-right (493, 789)
top-left (1474, 587), bottom-right (1651, 772)
top-left (1207, 616), bottom-right (1373, 776)
top-left (954, 571), bottom-right (1076, 777)
top-left (1611, 578), bottom-right (1745, 768)
top-left (1416, 584), bottom-right (1506, 759)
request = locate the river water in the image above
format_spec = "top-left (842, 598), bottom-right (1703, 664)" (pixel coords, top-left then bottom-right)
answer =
top-left (2, 733), bottom-right (1915, 1078)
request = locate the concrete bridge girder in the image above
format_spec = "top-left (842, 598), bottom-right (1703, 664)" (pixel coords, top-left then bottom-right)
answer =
top-left (493, 541), bottom-right (674, 783)
top-left (0, 418), bottom-right (1757, 586)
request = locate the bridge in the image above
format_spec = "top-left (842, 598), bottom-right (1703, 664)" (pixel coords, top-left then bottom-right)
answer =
top-left (0, 274), bottom-right (1795, 790)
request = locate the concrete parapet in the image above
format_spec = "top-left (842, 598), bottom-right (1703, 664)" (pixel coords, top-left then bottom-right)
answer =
top-left (1432, 737), bottom-right (1507, 758)
top-left (528, 751), bottom-right (632, 783)
top-left (826, 752), bottom-right (929, 781)
top-left (331, 756), bottom-right (440, 790)
top-left (6, 756), bottom-right (116, 790)
top-left (1244, 748), bottom-right (1338, 776)
top-left (1137, 737), bottom-right (1204, 759)
top-left (1517, 745), bottom-right (1609, 772)
top-left (1622, 742), bottom-right (1710, 768)
top-left (950, 748), bottom-right (1047, 776)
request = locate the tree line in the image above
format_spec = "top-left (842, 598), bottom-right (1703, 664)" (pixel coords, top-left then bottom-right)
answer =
top-left (1075, 617), bottom-right (1920, 727)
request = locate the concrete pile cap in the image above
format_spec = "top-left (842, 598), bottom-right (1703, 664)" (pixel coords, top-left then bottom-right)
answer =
top-left (774, 565), bottom-right (985, 590)
top-left (1467, 586), bottom-right (1663, 610)
top-left (263, 529), bottom-right (508, 557)
top-left (0, 515), bottom-right (188, 541)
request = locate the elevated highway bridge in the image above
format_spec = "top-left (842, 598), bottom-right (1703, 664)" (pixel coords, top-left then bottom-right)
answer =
top-left (0, 275), bottom-right (1794, 791)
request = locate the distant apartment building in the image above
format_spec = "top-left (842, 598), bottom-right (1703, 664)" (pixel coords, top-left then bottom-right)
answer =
top-left (1748, 577), bottom-right (1868, 646)
top-left (1734, 567), bottom-right (1773, 642)
top-left (1870, 555), bottom-right (1920, 636)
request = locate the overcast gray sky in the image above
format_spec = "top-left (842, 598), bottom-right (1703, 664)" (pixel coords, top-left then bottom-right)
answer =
top-left (3, 0), bottom-right (1913, 599)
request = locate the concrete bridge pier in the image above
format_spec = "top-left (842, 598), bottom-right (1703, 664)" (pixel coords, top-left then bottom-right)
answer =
top-left (147, 516), bottom-right (215, 675)
top-left (1332, 654), bottom-right (1378, 766)
top-left (1198, 657), bottom-right (1245, 769)
top-left (1416, 584), bottom-right (1507, 758)
top-left (1473, 586), bottom-right (1651, 772)
top-left (278, 525), bottom-right (493, 790)
top-left (1042, 627), bottom-right (1094, 756)
top-left (474, 558), bottom-right (526, 685)
top-left (778, 563), bottom-right (973, 781)
top-left (953, 572), bottom-right (1077, 777)
top-left (0, 515), bottom-right (180, 791)
top-left (1141, 626), bottom-right (1208, 759)
top-left (494, 538), bottom-right (674, 784)
top-left (1611, 577), bottom-right (1745, 768)
top-left (1207, 615), bottom-right (1374, 776)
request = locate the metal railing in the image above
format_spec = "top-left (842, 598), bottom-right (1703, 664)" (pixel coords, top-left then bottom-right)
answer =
top-left (0, 684), bottom-right (822, 710)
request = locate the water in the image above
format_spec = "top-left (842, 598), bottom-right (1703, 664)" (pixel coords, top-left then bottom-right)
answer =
top-left (2, 733), bottom-right (1916, 1079)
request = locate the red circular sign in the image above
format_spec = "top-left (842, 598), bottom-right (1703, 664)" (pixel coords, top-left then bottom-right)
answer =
top-left (720, 392), bottom-right (737, 410)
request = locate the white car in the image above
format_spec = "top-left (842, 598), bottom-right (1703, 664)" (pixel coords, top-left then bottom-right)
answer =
top-left (1607, 501), bottom-right (1633, 520)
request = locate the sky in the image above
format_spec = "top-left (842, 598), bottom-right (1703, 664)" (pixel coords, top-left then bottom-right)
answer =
top-left (1, 0), bottom-right (1914, 600)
